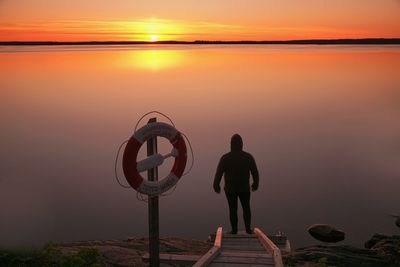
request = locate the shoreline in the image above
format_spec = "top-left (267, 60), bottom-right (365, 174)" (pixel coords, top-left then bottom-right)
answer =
top-left (1, 38), bottom-right (400, 46)
top-left (1, 234), bottom-right (399, 266)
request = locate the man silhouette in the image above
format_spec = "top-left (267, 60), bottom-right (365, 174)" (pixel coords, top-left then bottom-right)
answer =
top-left (213, 134), bottom-right (259, 234)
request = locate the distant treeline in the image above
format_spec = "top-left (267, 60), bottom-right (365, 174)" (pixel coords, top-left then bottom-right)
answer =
top-left (1, 38), bottom-right (400, 46)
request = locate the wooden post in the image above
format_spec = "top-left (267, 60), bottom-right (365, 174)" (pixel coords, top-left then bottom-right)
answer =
top-left (254, 228), bottom-right (284, 267)
top-left (147, 117), bottom-right (159, 267)
top-left (193, 227), bottom-right (222, 267)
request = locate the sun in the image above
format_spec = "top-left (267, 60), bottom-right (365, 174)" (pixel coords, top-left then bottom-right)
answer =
top-left (149, 34), bottom-right (159, 42)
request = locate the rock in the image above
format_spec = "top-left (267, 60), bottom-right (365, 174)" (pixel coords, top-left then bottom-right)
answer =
top-left (126, 236), bottom-right (137, 242)
top-left (365, 233), bottom-right (389, 249)
top-left (365, 234), bottom-right (400, 249)
top-left (284, 245), bottom-right (389, 267)
top-left (364, 234), bottom-right (400, 267)
top-left (307, 224), bottom-right (345, 243)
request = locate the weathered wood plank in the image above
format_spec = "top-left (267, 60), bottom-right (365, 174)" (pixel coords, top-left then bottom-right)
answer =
top-left (222, 246), bottom-right (265, 251)
top-left (223, 244), bottom-right (264, 249)
top-left (201, 227), bottom-right (286, 267)
top-left (193, 246), bottom-right (221, 267)
top-left (213, 255), bottom-right (274, 264)
top-left (222, 242), bottom-right (264, 247)
top-left (193, 227), bottom-right (223, 267)
top-left (220, 251), bottom-right (272, 258)
top-left (223, 239), bottom-right (261, 243)
top-left (255, 228), bottom-right (284, 267)
top-left (222, 249), bottom-right (273, 255)
top-left (223, 242), bottom-right (263, 246)
top-left (222, 238), bottom-right (258, 242)
top-left (222, 243), bottom-right (262, 247)
top-left (223, 234), bottom-right (258, 239)
top-left (222, 245), bottom-right (263, 249)
top-left (142, 253), bottom-right (200, 264)
top-left (215, 227), bottom-right (223, 247)
top-left (223, 233), bottom-right (258, 236)
top-left (223, 242), bottom-right (264, 246)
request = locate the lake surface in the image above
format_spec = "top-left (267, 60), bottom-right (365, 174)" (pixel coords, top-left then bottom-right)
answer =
top-left (1, 45), bottom-right (399, 248)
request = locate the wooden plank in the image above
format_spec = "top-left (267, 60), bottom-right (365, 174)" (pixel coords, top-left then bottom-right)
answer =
top-left (223, 243), bottom-right (264, 248)
top-left (223, 241), bottom-right (264, 247)
top-left (142, 253), bottom-right (200, 264)
top-left (222, 240), bottom-right (262, 245)
top-left (223, 237), bottom-right (257, 239)
top-left (223, 239), bottom-right (260, 243)
top-left (222, 249), bottom-right (273, 255)
top-left (215, 227), bottom-right (223, 247)
top-left (254, 228), bottom-right (284, 267)
top-left (193, 226), bottom-right (223, 267)
top-left (201, 227), bottom-right (285, 267)
top-left (220, 251), bottom-right (272, 258)
top-left (222, 242), bottom-right (263, 248)
top-left (223, 233), bottom-right (257, 236)
top-left (213, 256), bottom-right (274, 264)
top-left (222, 244), bottom-right (264, 249)
top-left (222, 240), bottom-right (259, 243)
top-left (222, 241), bottom-right (261, 244)
top-left (223, 244), bottom-right (264, 249)
top-left (222, 238), bottom-right (259, 242)
top-left (222, 237), bottom-right (261, 241)
top-left (193, 246), bottom-right (221, 267)
top-left (222, 246), bottom-right (265, 251)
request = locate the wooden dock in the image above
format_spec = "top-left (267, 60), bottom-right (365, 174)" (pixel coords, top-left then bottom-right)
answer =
top-left (194, 227), bottom-right (286, 267)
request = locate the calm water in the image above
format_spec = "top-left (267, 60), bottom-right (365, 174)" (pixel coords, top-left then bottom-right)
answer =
top-left (1, 45), bottom-right (399, 248)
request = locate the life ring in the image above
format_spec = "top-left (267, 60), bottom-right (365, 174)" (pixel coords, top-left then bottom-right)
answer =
top-left (122, 122), bottom-right (187, 196)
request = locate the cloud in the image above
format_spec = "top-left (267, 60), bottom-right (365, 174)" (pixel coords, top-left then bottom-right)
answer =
top-left (0, 19), bottom-right (246, 41)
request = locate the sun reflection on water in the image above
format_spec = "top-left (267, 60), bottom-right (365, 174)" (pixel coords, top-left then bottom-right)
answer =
top-left (124, 49), bottom-right (186, 70)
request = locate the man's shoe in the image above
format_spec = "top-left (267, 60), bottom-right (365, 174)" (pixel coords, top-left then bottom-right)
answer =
top-left (229, 230), bottom-right (237, 234)
top-left (246, 228), bottom-right (253, 234)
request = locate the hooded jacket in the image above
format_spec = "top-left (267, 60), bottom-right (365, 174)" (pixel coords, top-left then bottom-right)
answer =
top-left (213, 134), bottom-right (259, 193)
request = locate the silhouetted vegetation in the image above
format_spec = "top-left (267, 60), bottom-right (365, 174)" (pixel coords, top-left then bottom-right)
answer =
top-left (0, 243), bottom-right (105, 267)
top-left (1, 38), bottom-right (399, 46)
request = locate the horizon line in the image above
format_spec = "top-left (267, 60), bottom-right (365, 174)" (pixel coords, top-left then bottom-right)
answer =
top-left (1, 38), bottom-right (400, 46)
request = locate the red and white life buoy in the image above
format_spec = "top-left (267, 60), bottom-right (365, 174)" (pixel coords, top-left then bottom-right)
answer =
top-left (122, 122), bottom-right (187, 196)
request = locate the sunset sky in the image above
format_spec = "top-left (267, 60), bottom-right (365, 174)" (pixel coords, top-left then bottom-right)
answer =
top-left (1, 0), bottom-right (399, 42)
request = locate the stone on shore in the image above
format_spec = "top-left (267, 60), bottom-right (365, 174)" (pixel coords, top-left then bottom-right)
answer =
top-left (307, 224), bottom-right (345, 243)
top-left (284, 234), bottom-right (400, 267)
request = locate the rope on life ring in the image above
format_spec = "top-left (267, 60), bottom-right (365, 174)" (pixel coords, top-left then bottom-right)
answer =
top-left (122, 122), bottom-right (187, 196)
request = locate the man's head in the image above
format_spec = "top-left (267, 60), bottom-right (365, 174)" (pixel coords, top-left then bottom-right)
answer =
top-left (231, 134), bottom-right (243, 151)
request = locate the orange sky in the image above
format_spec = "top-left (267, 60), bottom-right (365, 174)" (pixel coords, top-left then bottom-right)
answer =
top-left (0, 0), bottom-right (399, 41)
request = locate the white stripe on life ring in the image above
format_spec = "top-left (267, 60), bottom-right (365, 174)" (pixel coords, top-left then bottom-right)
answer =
top-left (133, 122), bottom-right (178, 143)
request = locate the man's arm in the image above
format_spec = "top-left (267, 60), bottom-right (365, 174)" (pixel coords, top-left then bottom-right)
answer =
top-left (249, 155), bottom-right (259, 191)
top-left (213, 157), bottom-right (225, 193)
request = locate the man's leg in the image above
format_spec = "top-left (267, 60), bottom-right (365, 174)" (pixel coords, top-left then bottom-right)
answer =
top-left (225, 191), bottom-right (238, 234)
top-left (238, 191), bottom-right (252, 233)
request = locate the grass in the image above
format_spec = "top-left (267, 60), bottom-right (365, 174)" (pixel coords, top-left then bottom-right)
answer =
top-left (0, 243), bottom-right (105, 267)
